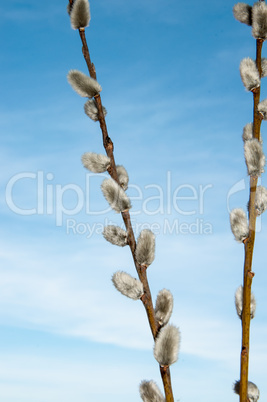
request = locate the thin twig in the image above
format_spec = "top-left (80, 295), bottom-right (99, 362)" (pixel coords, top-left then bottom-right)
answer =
top-left (160, 366), bottom-right (174, 402)
top-left (69, 5), bottom-right (174, 400)
top-left (77, 26), bottom-right (160, 342)
top-left (239, 38), bottom-right (263, 402)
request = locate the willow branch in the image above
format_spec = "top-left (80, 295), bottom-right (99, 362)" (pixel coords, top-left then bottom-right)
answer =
top-left (239, 38), bottom-right (263, 402)
top-left (72, 18), bottom-right (174, 401)
top-left (76, 27), bottom-right (159, 337)
top-left (160, 366), bottom-right (174, 402)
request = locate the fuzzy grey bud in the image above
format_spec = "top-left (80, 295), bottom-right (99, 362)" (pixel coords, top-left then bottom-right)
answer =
top-left (240, 58), bottom-right (260, 91)
top-left (70, 0), bottom-right (90, 30)
top-left (261, 57), bottom-right (267, 77)
top-left (235, 286), bottom-right (243, 319)
top-left (235, 285), bottom-right (256, 319)
top-left (103, 225), bottom-right (128, 247)
top-left (139, 380), bottom-right (165, 402)
top-left (255, 185), bottom-right (267, 215)
top-left (242, 123), bottom-right (263, 143)
top-left (155, 289), bottom-right (173, 326)
top-left (135, 229), bottom-right (155, 267)
top-left (116, 165), bottom-right (129, 190)
top-left (154, 324), bottom-right (180, 367)
top-left (242, 123), bottom-right (253, 142)
top-left (81, 152), bottom-right (110, 173)
top-left (233, 380), bottom-right (260, 401)
top-left (101, 178), bottom-right (131, 213)
top-left (67, 70), bottom-right (102, 98)
top-left (258, 98), bottom-right (267, 119)
top-left (112, 271), bottom-right (144, 300)
top-left (84, 99), bottom-right (107, 122)
top-left (244, 138), bottom-right (265, 176)
top-left (230, 208), bottom-right (249, 243)
top-left (252, 1), bottom-right (267, 40)
top-left (247, 381), bottom-right (260, 402)
top-left (233, 3), bottom-right (252, 25)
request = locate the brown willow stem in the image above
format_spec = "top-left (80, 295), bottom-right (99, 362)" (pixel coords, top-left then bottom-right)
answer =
top-left (121, 211), bottom-right (159, 338)
top-left (79, 29), bottom-right (96, 79)
top-left (160, 366), bottom-right (174, 402)
top-left (77, 27), bottom-right (159, 338)
top-left (70, 15), bottom-right (174, 402)
top-left (121, 211), bottom-right (172, 396)
top-left (239, 39), bottom-right (263, 402)
top-left (121, 212), bottom-right (173, 397)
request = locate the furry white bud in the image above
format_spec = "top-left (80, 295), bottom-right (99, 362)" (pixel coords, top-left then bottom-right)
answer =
top-left (252, 1), bottom-right (267, 40)
top-left (67, 70), bottom-right (102, 98)
top-left (112, 271), bottom-right (144, 300)
top-left (230, 208), bottom-right (249, 243)
top-left (139, 380), bottom-right (165, 402)
top-left (103, 225), bottom-right (128, 247)
top-left (233, 3), bottom-right (252, 25)
top-left (235, 285), bottom-right (256, 319)
top-left (233, 380), bottom-right (260, 401)
top-left (84, 99), bottom-right (107, 122)
top-left (116, 165), bottom-right (129, 190)
top-left (101, 178), bottom-right (131, 213)
top-left (154, 324), bottom-right (180, 367)
top-left (247, 381), bottom-right (260, 402)
top-left (242, 123), bottom-right (253, 142)
top-left (258, 98), bottom-right (267, 119)
top-left (155, 289), bottom-right (173, 326)
top-left (242, 123), bottom-right (263, 144)
top-left (261, 57), bottom-right (267, 78)
top-left (135, 229), bottom-right (155, 267)
top-left (240, 58), bottom-right (260, 91)
top-left (81, 152), bottom-right (110, 173)
top-left (255, 185), bottom-right (267, 215)
top-left (70, 0), bottom-right (90, 30)
top-left (244, 138), bottom-right (265, 176)
top-left (235, 286), bottom-right (243, 319)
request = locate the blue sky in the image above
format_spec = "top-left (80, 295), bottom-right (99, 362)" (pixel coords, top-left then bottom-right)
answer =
top-left (1, 0), bottom-right (267, 401)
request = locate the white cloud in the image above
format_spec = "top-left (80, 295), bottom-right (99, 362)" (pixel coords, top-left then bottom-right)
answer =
top-left (95, 0), bottom-right (185, 25)
top-left (0, 350), bottom-right (146, 402)
top-left (0, 238), bottom-right (152, 349)
top-left (0, 3), bottom-right (63, 23)
top-left (0, 230), bottom-right (266, 375)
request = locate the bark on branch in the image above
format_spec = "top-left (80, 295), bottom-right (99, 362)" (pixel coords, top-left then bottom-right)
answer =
top-left (239, 38), bottom-right (263, 402)
top-left (69, 11), bottom-right (174, 401)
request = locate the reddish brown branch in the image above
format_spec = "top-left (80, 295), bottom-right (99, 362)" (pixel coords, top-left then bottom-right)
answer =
top-left (138, 266), bottom-right (160, 338)
top-left (239, 39), bottom-right (263, 402)
top-left (121, 210), bottom-right (159, 338)
top-left (76, 21), bottom-right (161, 344)
top-left (79, 29), bottom-right (96, 79)
top-left (253, 40), bottom-right (263, 143)
top-left (160, 366), bottom-right (174, 402)
top-left (72, 19), bottom-right (171, 401)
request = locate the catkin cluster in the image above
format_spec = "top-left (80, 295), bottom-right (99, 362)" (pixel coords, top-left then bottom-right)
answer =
top-left (66, 0), bottom-right (181, 400)
top-left (231, 2), bottom-right (267, 238)
top-left (230, 2), bottom-right (267, 400)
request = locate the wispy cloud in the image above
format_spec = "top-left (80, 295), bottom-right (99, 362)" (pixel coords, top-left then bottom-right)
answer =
top-left (0, 232), bottom-right (266, 370)
top-left (94, 0), bottom-right (186, 25)
top-left (0, 3), bottom-right (63, 23)
top-left (0, 349), bottom-right (148, 402)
